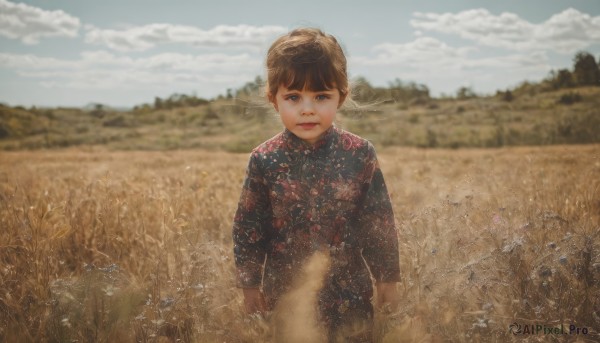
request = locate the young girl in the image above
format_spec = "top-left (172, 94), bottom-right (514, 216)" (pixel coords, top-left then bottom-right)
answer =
top-left (232, 27), bottom-right (400, 341)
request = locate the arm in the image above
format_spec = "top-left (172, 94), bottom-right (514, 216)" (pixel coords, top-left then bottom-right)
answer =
top-left (358, 143), bottom-right (401, 288)
top-left (232, 152), bottom-right (271, 295)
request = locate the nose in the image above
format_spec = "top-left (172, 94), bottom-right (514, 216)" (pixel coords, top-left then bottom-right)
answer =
top-left (301, 99), bottom-right (315, 115)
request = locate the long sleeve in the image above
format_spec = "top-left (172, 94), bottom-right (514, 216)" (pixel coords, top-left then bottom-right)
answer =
top-left (232, 151), bottom-right (271, 288)
top-left (358, 143), bottom-right (401, 282)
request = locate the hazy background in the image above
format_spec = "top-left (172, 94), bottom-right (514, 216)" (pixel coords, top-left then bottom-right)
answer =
top-left (1, 0), bottom-right (599, 108)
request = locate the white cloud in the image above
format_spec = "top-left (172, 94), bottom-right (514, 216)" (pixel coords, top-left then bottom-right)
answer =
top-left (0, 0), bottom-right (80, 44)
top-left (410, 8), bottom-right (600, 54)
top-left (0, 50), bottom-right (261, 91)
top-left (351, 36), bottom-right (551, 94)
top-left (84, 24), bottom-right (287, 52)
top-left (352, 8), bottom-right (598, 94)
top-left (355, 37), bottom-right (474, 68)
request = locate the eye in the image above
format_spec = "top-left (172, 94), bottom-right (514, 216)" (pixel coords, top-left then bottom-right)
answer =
top-left (316, 94), bottom-right (331, 101)
top-left (285, 94), bottom-right (299, 102)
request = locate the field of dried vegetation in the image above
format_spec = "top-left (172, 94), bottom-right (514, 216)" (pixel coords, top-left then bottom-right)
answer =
top-left (1, 144), bottom-right (599, 342)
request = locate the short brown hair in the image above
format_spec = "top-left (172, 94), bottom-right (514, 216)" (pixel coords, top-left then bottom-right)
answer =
top-left (266, 28), bottom-right (349, 104)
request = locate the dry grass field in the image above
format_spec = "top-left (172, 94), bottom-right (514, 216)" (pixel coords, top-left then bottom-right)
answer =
top-left (1, 144), bottom-right (599, 342)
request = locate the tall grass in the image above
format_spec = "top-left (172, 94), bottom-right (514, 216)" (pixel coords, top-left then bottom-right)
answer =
top-left (0, 145), bottom-right (598, 342)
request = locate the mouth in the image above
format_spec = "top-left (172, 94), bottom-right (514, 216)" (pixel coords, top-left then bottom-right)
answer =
top-left (298, 123), bottom-right (318, 130)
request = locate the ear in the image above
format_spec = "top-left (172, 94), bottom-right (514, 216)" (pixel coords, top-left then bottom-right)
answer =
top-left (337, 89), bottom-right (348, 109)
top-left (268, 92), bottom-right (279, 112)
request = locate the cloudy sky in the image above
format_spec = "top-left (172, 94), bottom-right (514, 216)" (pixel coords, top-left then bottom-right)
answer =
top-left (1, 0), bottom-right (599, 108)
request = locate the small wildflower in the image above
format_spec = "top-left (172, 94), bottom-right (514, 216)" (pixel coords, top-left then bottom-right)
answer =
top-left (492, 214), bottom-right (502, 224)
top-left (472, 318), bottom-right (488, 329)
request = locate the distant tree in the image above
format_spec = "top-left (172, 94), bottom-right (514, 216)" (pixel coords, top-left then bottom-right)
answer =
top-left (154, 97), bottom-right (163, 110)
top-left (573, 51), bottom-right (600, 86)
top-left (235, 76), bottom-right (263, 98)
top-left (407, 82), bottom-right (430, 100)
top-left (164, 97), bottom-right (174, 109)
top-left (554, 69), bottom-right (575, 89)
top-left (387, 78), bottom-right (430, 102)
top-left (388, 78), bottom-right (406, 102)
top-left (545, 69), bottom-right (574, 90)
top-left (456, 86), bottom-right (476, 99)
top-left (148, 93), bottom-right (208, 109)
top-left (90, 103), bottom-right (106, 118)
top-left (351, 76), bottom-right (376, 102)
top-left (353, 76), bottom-right (372, 88)
top-left (133, 103), bottom-right (152, 113)
top-left (496, 89), bottom-right (514, 102)
top-left (512, 81), bottom-right (540, 97)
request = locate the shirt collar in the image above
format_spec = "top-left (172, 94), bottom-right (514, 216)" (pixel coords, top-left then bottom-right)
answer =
top-left (283, 125), bottom-right (338, 157)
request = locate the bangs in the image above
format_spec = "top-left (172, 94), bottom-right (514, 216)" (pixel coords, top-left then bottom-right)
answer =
top-left (278, 60), bottom-right (338, 92)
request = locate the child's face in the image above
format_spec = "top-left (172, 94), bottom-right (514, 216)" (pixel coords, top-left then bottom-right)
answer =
top-left (271, 85), bottom-right (341, 145)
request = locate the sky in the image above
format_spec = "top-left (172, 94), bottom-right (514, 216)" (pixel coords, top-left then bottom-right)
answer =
top-left (1, 0), bottom-right (599, 108)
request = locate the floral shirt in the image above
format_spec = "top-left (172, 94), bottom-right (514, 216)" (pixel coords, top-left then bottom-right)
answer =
top-left (232, 126), bottom-right (400, 324)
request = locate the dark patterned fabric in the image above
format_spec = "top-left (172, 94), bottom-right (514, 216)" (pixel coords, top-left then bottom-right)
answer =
top-left (232, 126), bottom-right (400, 328)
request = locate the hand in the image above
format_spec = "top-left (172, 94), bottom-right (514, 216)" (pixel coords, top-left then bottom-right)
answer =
top-left (242, 288), bottom-right (267, 315)
top-left (375, 282), bottom-right (400, 312)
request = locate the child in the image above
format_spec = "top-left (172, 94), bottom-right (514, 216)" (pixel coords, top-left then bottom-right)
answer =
top-left (232, 27), bottom-right (400, 341)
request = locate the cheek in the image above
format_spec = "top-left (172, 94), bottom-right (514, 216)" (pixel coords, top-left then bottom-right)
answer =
top-left (276, 101), bottom-right (294, 114)
top-left (278, 105), bottom-right (294, 119)
top-left (278, 109), bottom-right (297, 128)
top-left (320, 104), bottom-right (338, 119)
